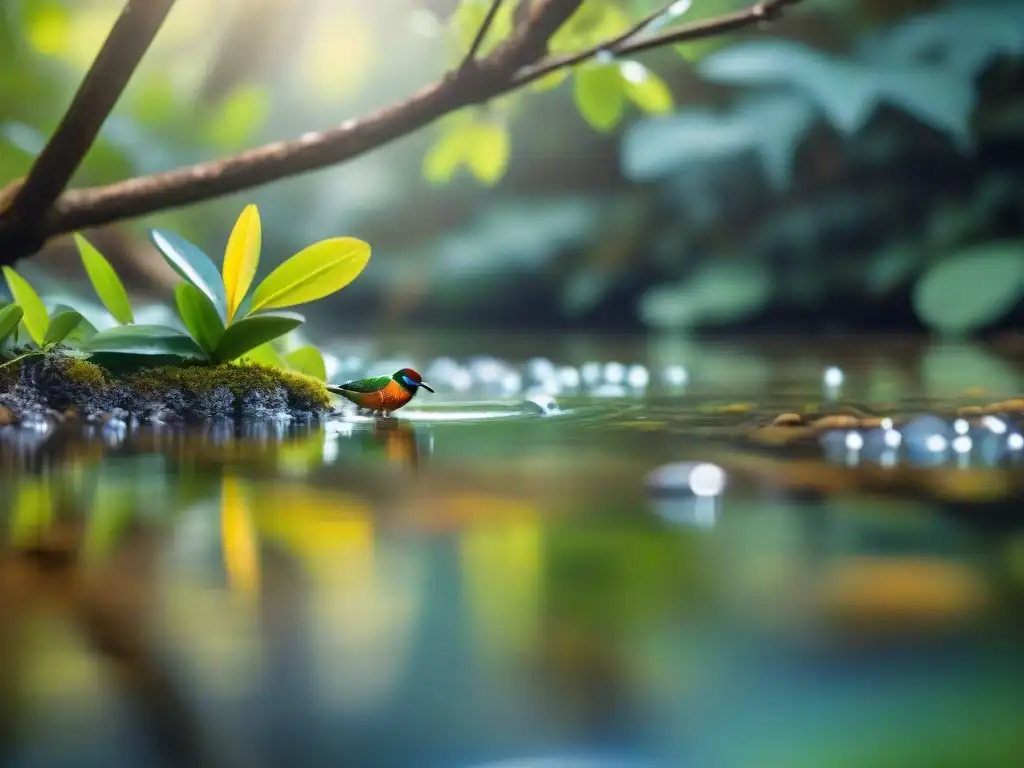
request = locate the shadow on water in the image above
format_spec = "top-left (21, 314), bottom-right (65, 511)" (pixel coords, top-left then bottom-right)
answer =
top-left (2, 337), bottom-right (1024, 767)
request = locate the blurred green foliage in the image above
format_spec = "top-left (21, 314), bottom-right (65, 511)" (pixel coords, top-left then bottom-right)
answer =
top-left (2, 0), bottom-right (1023, 337)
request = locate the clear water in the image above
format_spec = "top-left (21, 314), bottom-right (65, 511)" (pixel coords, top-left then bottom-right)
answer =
top-left (2, 335), bottom-right (1024, 768)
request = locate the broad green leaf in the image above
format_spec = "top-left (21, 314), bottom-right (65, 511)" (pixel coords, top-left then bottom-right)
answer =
top-left (74, 233), bottom-right (134, 324)
top-left (212, 312), bottom-right (304, 364)
top-left (620, 61), bottom-right (674, 114)
top-left (175, 282), bottom-right (225, 353)
top-left (49, 303), bottom-right (97, 343)
top-left (0, 303), bottom-right (23, 343)
top-left (2, 267), bottom-right (48, 346)
top-left (223, 204), bottom-right (261, 325)
top-left (149, 228), bottom-right (227, 314)
top-left (83, 325), bottom-right (205, 358)
top-left (285, 345), bottom-right (327, 381)
top-left (913, 242), bottom-right (1024, 335)
top-left (573, 63), bottom-right (625, 132)
top-left (465, 121), bottom-right (510, 185)
top-left (250, 238), bottom-right (371, 313)
top-left (44, 309), bottom-right (84, 346)
top-left (242, 341), bottom-right (290, 369)
top-left (423, 127), bottom-right (466, 185)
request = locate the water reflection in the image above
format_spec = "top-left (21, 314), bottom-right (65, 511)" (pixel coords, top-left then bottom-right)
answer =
top-left (1, 339), bottom-right (1024, 766)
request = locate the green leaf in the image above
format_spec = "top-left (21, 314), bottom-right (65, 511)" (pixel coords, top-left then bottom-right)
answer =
top-left (619, 61), bottom-right (674, 114)
top-left (913, 242), bottom-right (1024, 335)
top-left (223, 203), bottom-right (261, 325)
top-left (82, 325), bottom-right (205, 358)
top-left (423, 126), bottom-right (466, 185)
top-left (212, 312), bottom-right (304, 364)
top-left (285, 345), bottom-right (327, 381)
top-left (529, 69), bottom-right (570, 93)
top-left (241, 341), bottom-right (290, 369)
top-left (49, 304), bottom-right (97, 343)
top-left (175, 282), bottom-right (225, 354)
top-left (149, 228), bottom-right (227, 315)
top-left (452, 0), bottom-right (515, 57)
top-left (74, 233), bottom-right (134, 325)
top-left (2, 267), bottom-right (48, 346)
top-left (573, 62), bottom-right (625, 132)
top-left (44, 309), bottom-right (84, 346)
top-left (250, 238), bottom-right (371, 313)
top-left (464, 121), bottom-right (510, 185)
top-left (202, 84), bottom-right (270, 150)
top-left (0, 303), bottom-right (23, 343)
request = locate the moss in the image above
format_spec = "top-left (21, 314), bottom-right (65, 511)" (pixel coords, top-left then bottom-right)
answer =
top-left (122, 362), bottom-right (332, 416)
top-left (0, 353), bottom-right (332, 423)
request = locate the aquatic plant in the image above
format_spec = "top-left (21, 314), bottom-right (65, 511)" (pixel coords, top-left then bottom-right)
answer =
top-left (1, 203), bottom-right (370, 382)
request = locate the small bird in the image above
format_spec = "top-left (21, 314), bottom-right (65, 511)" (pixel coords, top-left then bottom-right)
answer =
top-left (327, 368), bottom-right (435, 415)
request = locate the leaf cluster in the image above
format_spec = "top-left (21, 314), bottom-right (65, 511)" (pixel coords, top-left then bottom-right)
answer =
top-left (2, 204), bottom-right (371, 380)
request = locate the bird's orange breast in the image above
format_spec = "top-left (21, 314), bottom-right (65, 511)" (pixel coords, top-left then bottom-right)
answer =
top-left (374, 380), bottom-right (413, 412)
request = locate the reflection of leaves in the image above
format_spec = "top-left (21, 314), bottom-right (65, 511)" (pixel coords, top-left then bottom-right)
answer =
top-left (10, 479), bottom-right (54, 547)
top-left (913, 242), bottom-right (1024, 335)
top-left (221, 476), bottom-right (260, 599)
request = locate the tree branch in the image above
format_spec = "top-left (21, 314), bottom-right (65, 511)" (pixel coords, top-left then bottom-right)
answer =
top-left (0, 0), bottom-right (176, 249)
top-left (512, 0), bottom-right (803, 87)
top-left (461, 0), bottom-right (505, 68)
top-left (0, 0), bottom-right (807, 267)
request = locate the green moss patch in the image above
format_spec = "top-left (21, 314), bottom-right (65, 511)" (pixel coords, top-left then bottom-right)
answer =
top-left (0, 351), bottom-right (332, 423)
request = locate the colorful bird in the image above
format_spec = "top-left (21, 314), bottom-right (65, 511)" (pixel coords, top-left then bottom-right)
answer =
top-left (327, 368), bottom-right (435, 414)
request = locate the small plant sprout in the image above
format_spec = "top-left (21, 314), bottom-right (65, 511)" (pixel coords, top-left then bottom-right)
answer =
top-left (1, 267), bottom-right (87, 368)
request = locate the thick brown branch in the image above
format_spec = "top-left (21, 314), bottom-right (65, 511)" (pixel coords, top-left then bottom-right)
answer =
top-left (3, 0), bottom-right (176, 230)
top-left (461, 0), bottom-right (505, 68)
top-left (0, 0), bottom-right (806, 265)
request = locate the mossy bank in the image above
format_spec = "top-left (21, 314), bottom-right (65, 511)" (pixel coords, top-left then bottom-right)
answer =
top-left (0, 351), bottom-right (333, 425)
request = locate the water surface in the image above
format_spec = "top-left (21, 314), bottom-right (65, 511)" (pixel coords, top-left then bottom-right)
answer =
top-left (2, 335), bottom-right (1024, 768)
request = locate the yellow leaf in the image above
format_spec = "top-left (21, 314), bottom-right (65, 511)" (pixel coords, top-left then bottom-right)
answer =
top-left (222, 204), bottom-right (261, 324)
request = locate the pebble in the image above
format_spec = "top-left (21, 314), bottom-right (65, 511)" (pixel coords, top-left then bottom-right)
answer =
top-left (0, 405), bottom-right (15, 426)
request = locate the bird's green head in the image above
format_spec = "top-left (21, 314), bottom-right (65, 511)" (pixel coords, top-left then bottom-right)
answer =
top-left (393, 368), bottom-right (435, 394)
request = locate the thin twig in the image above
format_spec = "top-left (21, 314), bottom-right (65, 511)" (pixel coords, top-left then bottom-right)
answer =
top-left (3, 0), bottom-right (177, 227)
top-left (513, 0), bottom-right (802, 87)
top-left (461, 0), bottom-right (505, 68)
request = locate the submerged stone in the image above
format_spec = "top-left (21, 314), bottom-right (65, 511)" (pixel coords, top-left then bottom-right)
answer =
top-left (0, 351), bottom-right (332, 425)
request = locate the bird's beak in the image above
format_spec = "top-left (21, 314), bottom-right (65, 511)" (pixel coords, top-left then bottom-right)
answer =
top-left (419, 382), bottom-right (435, 393)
